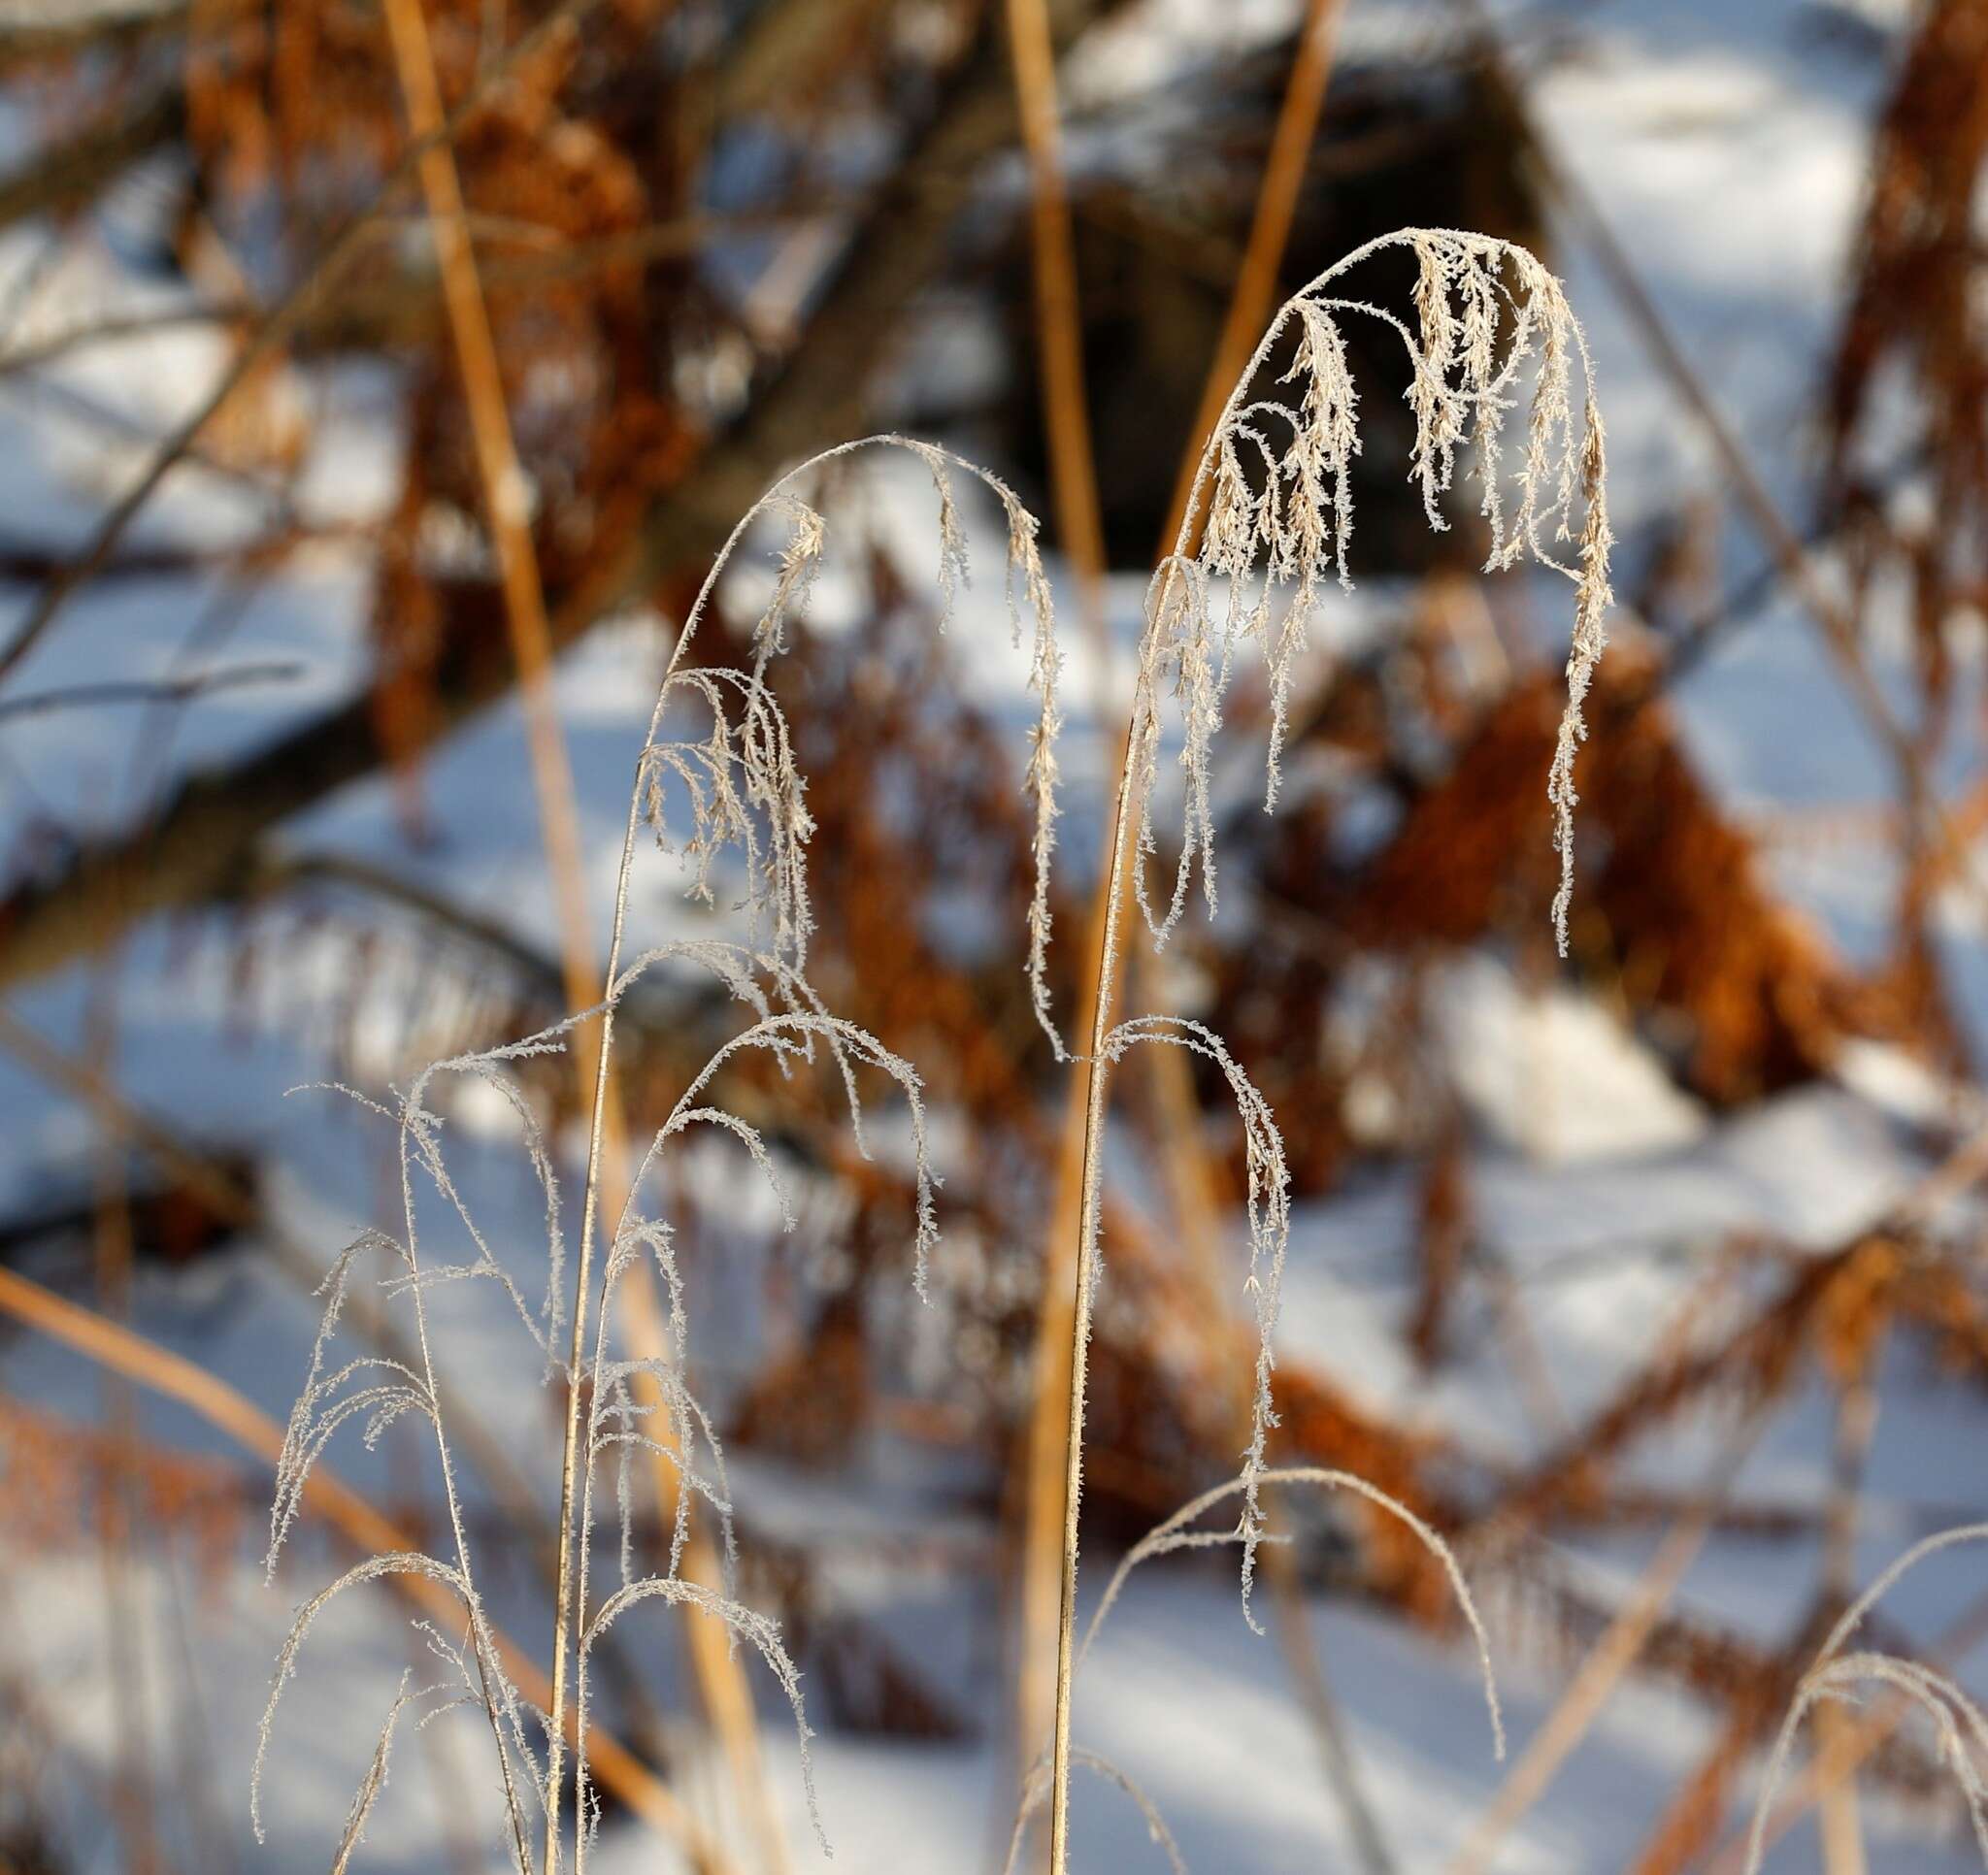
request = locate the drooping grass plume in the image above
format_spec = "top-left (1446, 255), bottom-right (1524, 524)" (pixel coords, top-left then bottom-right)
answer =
top-left (1783, 1656), bottom-right (1988, 1866)
top-left (1006, 1747), bottom-right (1192, 1875)
top-left (1004, 1464), bottom-right (1503, 1875)
top-left (539, 437), bottom-right (1071, 1867)
top-left (1077, 1466), bottom-right (1504, 1760)
top-left (1743, 1522), bottom-right (1988, 1875)
top-left (253, 1551), bottom-right (538, 1869)
top-left (566, 954), bottom-right (944, 1867)
top-left (1044, 227), bottom-right (1606, 1873)
top-left (1131, 227), bottom-right (1611, 957)
top-left (630, 438), bottom-right (1066, 1047)
top-left (1098, 1018), bottom-right (1290, 1630)
top-left (261, 1032), bottom-right (598, 1873)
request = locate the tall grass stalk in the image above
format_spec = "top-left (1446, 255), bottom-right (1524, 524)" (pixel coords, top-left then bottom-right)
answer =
top-left (999, 0), bottom-right (1118, 1801)
top-left (1016, 0), bottom-right (1350, 1805)
top-left (381, 0), bottom-right (786, 1859)
top-left (249, 227), bottom-right (1606, 1873)
top-left (1043, 226), bottom-right (1610, 1873)
top-left (548, 436), bottom-right (1062, 1872)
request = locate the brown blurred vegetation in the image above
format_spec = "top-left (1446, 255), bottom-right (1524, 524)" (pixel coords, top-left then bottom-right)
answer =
top-left (0, 0), bottom-right (1986, 1871)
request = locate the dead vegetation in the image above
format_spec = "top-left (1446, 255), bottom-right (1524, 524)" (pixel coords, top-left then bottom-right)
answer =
top-left (0, 1), bottom-right (1986, 1872)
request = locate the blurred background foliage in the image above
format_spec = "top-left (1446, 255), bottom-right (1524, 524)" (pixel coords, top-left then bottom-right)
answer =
top-left (2, 0), bottom-right (1988, 1871)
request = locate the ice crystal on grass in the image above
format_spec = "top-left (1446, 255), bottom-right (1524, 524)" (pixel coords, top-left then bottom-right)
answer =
top-left (262, 228), bottom-right (1608, 1856)
top-left (1101, 1017), bottom-right (1288, 1628)
top-left (635, 437), bottom-right (1067, 1051)
top-left (1005, 1747), bottom-right (1190, 1875)
top-left (1131, 228), bottom-right (1612, 956)
top-left (1077, 1465), bottom-right (1503, 1762)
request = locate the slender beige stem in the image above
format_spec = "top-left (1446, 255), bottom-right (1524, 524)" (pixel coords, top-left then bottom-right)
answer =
top-left (1019, 853), bottom-right (1119, 1796)
top-left (615, 1249), bottom-right (786, 1875)
top-left (1001, 0), bottom-right (1113, 1816)
top-left (374, 0), bottom-right (580, 923)
top-left (1036, 5), bottom-right (1348, 1867)
top-left (1162, 0), bottom-right (1347, 558)
top-left (1047, 766), bottom-right (1142, 1875)
top-left (377, 7), bottom-right (772, 1867)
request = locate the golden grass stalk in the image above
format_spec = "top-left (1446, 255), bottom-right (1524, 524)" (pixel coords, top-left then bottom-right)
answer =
top-left (376, 3), bottom-right (779, 1866)
top-left (1020, 3), bottom-right (1353, 1862)
top-left (1003, 0), bottom-right (1109, 615)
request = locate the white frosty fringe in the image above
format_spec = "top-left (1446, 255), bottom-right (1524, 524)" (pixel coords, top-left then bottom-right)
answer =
top-left (1744, 1522), bottom-right (1988, 1875)
top-left (634, 437), bottom-right (1068, 1053)
top-left (567, 957), bottom-right (938, 1868)
top-left (577, 1575), bottom-right (827, 1859)
top-left (1076, 1466), bottom-right (1504, 1762)
top-left (1135, 227), bottom-right (1612, 957)
top-left (252, 1550), bottom-right (539, 1862)
top-left (1005, 1746), bottom-right (1191, 1875)
top-left (1100, 1017), bottom-right (1289, 1629)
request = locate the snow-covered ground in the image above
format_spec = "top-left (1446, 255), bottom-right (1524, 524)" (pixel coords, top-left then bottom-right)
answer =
top-left (5, 0), bottom-right (1988, 1870)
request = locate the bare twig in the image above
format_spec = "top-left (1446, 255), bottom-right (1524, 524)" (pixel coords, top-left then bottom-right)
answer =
top-left (0, 661), bottom-right (303, 722)
top-left (0, 83), bottom-right (182, 231)
top-left (0, 0), bottom-right (608, 687)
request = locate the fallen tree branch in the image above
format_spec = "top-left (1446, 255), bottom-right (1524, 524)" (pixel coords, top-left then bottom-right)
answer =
top-left (0, 0), bottom-right (1107, 989)
top-left (0, 82), bottom-right (182, 230)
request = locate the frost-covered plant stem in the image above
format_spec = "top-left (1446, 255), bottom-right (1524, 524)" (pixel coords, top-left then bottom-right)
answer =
top-left (543, 1044), bottom-right (613, 1872)
top-left (397, 1173), bottom-right (539, 1875)
top-left (1047, 759), bottom-right (1140, 1875)
top-left (1044, 225), bottom-right (1608, 1873)
top-left (544, 436), bottom-right (1059, 1874)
